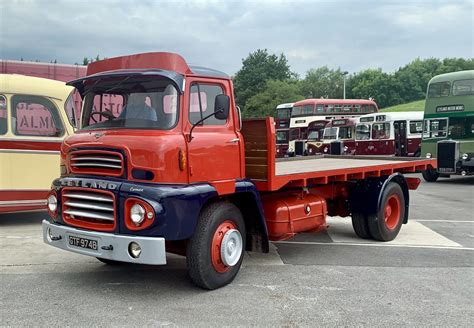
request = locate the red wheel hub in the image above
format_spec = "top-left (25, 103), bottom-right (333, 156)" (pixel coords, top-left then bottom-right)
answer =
top-left (384, 194), bottom-right (401, 230)
top-left (211, 220), bottom-right (237, 273)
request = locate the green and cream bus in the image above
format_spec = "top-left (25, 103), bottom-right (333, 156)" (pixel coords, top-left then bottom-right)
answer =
top-left (421, 70), bottom-right (474, 182)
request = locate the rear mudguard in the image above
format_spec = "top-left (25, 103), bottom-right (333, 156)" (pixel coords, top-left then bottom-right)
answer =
top-left (350, 173), bottom-right (409, 224)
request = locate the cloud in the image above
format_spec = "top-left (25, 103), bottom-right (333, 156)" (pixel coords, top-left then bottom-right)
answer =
top-left (0, 0), bottom-right (472, 76)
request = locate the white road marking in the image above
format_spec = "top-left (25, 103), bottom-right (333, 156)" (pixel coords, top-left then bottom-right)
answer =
top-left (326, 217), bottom-right (462, 247)
top-left (273, 240), bottom-right (474, 251)
top-left (415, 220), bottom-right (474, 223)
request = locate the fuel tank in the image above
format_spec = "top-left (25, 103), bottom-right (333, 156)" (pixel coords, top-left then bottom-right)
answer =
top-left (261, 192), bottom-right (327, 241)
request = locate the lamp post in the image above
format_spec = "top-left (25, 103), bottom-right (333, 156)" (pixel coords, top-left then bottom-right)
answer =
top-left (342, 71), bottom-right (348, 99)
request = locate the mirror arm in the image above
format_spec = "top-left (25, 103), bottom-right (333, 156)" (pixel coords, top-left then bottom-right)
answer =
top-left (188, 108), bottom-right (223, 142)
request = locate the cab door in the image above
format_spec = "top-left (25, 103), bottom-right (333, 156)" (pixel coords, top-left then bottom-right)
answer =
top-left (184, 80), bottom-right (242, 183)
top-left (394, 120), bottom-right (408, 156)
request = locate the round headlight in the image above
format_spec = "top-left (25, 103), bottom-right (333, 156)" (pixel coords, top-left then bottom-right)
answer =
top-left (130, 204), bottom-right (145, 225)
top-left (461, 153), bottom-right (469, 160)
top-left (344, 146), bottom-right (349, 152)
top-left (47, 194), bottom-right (57, 213)
top-left (426, 153), bottom-right (432, 159)
top-left (323, 147), bottom-right (328, 153)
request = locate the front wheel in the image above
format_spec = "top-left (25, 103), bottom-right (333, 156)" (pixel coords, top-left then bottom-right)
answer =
top-left (422, 168), bottom-right (439, 182)
top-left (367, 182), bottom-right (405, 241)
top-left (186, 202), bottom-right (245, 290)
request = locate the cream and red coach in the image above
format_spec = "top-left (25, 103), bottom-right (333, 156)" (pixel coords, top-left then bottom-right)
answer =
top-left (0, 74), bottom-right (76, 213)
top-left (42, 52), bottom-right (436, 289)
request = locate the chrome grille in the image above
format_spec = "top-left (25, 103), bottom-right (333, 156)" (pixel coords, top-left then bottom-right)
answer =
top-left (62, 189), bottom-right (115, 229)
top-left (69, 150), bottom-right (124, 176)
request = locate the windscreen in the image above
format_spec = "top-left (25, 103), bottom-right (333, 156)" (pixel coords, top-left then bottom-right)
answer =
top-left (81, 77), bottom-right (179, 130)
top-left (323, 127), bottom-right (337, 140)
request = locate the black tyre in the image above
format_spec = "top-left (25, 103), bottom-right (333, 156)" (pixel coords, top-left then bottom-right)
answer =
top-left (422, 168), bottom-right (439, 182)
top-left (96, 258), bottom-right (124, 265)
top-left (186, 202), bottom-right (245, 290)
top-left (367, 182), bottom-right (405, 241)
top-left (351, 211), bottom-right (372, 239)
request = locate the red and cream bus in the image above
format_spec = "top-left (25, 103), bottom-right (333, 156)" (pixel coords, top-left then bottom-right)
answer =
top-left (309, 117), bottom-right (360, 155)
top-left (275, 103), bottom-right (294, 157)
top-left (304, 120), bottom-right (329, 155)
top-left (0, 75), bottom-right (77, 214)
top-left (288, 99), bottom-right (378, 156)
top-left (354, 112), bottom-right (424, 157)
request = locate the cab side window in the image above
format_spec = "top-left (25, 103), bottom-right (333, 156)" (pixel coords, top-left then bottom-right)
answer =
top-left (0, 95), bottom-right (7, 135)
top-left (11, 95), bottom-right (64, 137)
top-left (189, 84), bottom-right (226, 126)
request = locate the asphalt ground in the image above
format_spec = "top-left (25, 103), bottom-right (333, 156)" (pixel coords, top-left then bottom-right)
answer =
top-left (1, 174), bottom-right (473, 327)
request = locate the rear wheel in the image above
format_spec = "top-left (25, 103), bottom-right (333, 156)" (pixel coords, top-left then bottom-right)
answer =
top-left (422, 168), bottom-right (439, 182)
top-left (367, 182), bottom-right (405, 241)
top-left (351, 211), bottom-right (372, 239)
top-left (186, 202), bottom-right (245, 290)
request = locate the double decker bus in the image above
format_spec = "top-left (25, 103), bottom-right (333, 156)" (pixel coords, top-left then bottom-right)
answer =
top-left (275, 103), bottom-right (294, 157)
top-left (355, 112), bottom-right (423, 157)
top-left (421, 70), bottom-right (474, 181)
top-left (288, 98), bottom-right (378, 156)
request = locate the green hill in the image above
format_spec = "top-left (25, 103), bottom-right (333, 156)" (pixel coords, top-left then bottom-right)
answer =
top-left (380, 100), bottom-right (425, 112)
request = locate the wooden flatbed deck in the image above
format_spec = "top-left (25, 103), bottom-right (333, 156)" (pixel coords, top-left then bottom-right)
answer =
top-left (276, 156), bottom-right (411, 176)
top-left (241, 118), bottom-right (437, 192)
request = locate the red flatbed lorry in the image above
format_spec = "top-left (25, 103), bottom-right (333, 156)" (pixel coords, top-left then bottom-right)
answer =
top-left (42, 52), bottom-right (436, 289)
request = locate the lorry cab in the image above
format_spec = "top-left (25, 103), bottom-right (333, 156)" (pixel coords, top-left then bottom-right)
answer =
top-left (64, 53), bottom-right (243, 187)
top-left (0, 74), bottom-right (76, 213)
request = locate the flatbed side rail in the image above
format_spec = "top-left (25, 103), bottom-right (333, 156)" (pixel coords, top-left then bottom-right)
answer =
top-left (242, 117), bottom-right (437, 192)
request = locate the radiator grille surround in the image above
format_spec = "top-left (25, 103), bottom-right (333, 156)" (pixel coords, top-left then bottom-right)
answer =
top-left (69, 150), bottom-right (124, 177)
top-left (62, 188), bottom-right (116, 232)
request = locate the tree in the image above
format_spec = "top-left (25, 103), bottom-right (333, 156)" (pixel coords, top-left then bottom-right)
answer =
top-left (244, 80), bottom-right (304, 118)
top-left (348, 69), bottom-right (402, 108)
top-left (233, 49), bottom-right (295, 112)
top-left (299, 67), bottom-right (347, 99)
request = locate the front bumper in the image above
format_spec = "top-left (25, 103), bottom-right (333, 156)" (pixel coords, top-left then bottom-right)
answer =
top-left (42, 220), bottom-right (167, 265)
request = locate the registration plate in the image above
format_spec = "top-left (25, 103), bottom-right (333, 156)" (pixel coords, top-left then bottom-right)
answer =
top-left (68, 235), bottom-right (98, 250)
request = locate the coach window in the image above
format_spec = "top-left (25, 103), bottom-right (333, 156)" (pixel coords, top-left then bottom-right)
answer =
top-left (452, 79), bottom-right (474, 96)
top-left (409, 121), bottom-right (423, 134)
top-left (372, 123), bottom-right (390, 139)
top-left (428, 82), bottom-right (451, 98)
top-left (316, 104), bottom-right (324, 113)
top-left (189, 84), bottom-right (226, 126)
top-left (335, 105), bottom-right (342, 113)
top-left (0, 95), bottom-right (7, 135)
top-left (11, 95), bottom-right (64, 137)
top-left (343, 104), bottom-right (352, 112)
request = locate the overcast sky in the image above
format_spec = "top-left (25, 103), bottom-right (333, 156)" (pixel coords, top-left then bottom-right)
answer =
top-left (0, 0), bottom-right (472, 76)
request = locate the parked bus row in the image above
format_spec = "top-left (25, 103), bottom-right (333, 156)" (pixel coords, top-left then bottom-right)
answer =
top-left (283, 111), bottom-right (423, 158)
top-left (276, 98), bottom-right (378, 157)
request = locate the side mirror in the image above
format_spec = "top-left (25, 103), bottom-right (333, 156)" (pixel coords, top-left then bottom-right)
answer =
top-left (214, 94), bottom-right (230, 120)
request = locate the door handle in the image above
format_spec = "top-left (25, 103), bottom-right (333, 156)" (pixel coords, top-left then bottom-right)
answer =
top-left (228, 138), bottom-right (240, 143)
